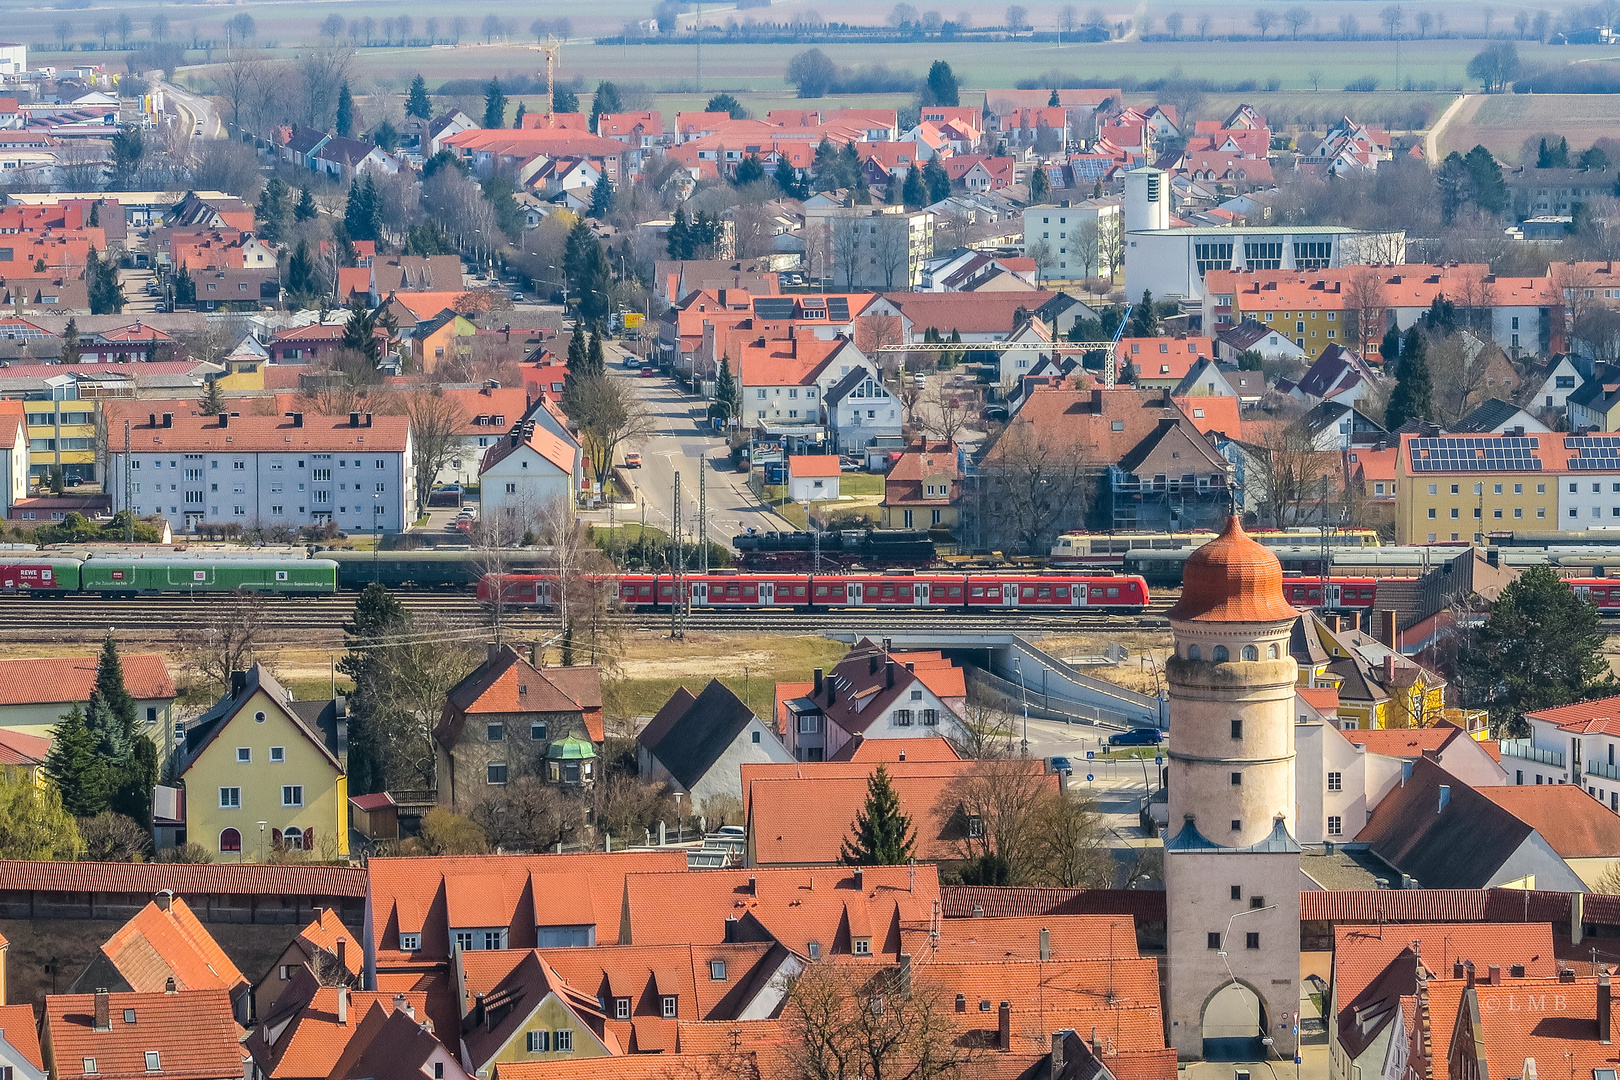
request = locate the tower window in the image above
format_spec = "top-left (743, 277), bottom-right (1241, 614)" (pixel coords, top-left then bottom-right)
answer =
top-left (1250, 896), bottom-right (1265, 909)
top-left (1212, 645), bottom-right (1229, 662)
top-left (1188, 644), bottom-right (1201, 660)
top-left (1242, 645), bottom-right (1259, 661)
top-left (1230, 885), bottom-right (1241, 900)
top-left (1268, 643), bottom-right (1280, 659)
top-left (1230, 719), bottom-right (1242, 739)
top-left (1207, 932), bottom-right (1222, 949)
top-left (1230, 772), bottom-right (1242, 785)
top-left (1231, 819), bottom-right (1241, 831)
top-left (1246, 932), bottom-right (1260, 949)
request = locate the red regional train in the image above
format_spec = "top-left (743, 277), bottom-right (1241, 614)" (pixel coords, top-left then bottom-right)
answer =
top-left (479, 571), bottom-right (1151, 613)
top-left (1281, 577), bottom-right (1381, 612)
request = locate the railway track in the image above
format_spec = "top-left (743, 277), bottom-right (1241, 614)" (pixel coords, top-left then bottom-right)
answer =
top-left (0, 593), bottom-right (1174, 642)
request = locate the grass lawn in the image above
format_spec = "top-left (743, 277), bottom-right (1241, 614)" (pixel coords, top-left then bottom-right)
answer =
top-left (603, 630), bottom-right (847, 721)
top-left (837, 472), bottom-right (885, 498)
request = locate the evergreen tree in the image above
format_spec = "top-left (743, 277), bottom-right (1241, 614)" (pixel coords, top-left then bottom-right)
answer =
top-left (61, 318), bottom-right (80, 364)
top-left (1029, 163), bottom-right (1050, 203)
top-left (923, 156), bottom-right (951, 203)
top-left (840, 764), bottom-right (915, 865)
top-left (1380, 324), bottom-right (1403, 366)
top-left (567, 326), bottom-right (587, 369)
top-left (666, 208), bottom-right (693, 259)
top-left (1462, 565), bottom-right (1620, 738)
top-left (337, 583), bottom-right (409, 794)
top-left (706, 92), bottom-right (748, 119)
top-left (924, 60), bottom-right (960, 106)
top-left (713, 353), bottom-right (740, 423)
top-left (589, 81), bottom-right (622, 133)
top-left (589, 175), bottom-right (615, 218)
top-left (776, 164), bottom-right (801, 198)
top-left (812, 137), bottom-right (842, 189)
top-left (483, 77), bottom-right (507, 129)
top-left (336, 82), bottom-right (355, 137)
top-left (200, 377), bottom-right (226, 416)
top-left (344, 174), bottom-right (382, 243)
top-left (563, 220), bottom-right (612, 324)
top-left (734, 153), bottom-right (765, 185)
top-left (1536, 137), bottom-right (1552, 168)
top-left (173, 264), bottom-right (196, 307)
top-left (554, 84), bottom-right (579, 114)
top-left (406, 74), bottom-right (433, 120)
top-left (88, 200), bottom-right (100, 227)
top-left (1464, 144), bottom-right (1508, 216)
top-left (1385, 325), bottom-right (1432, 429)
top-left (513, 102), bottom-right (527, 128)
top-left (286, 239), bottom-right (318, 300)
top-left (901, 165), bottom-right (926, 208)
top-left (0, 769), bottom-right (84, 861)
top-left (42, 704), bottom-right (107, 818)
top-left (851, 170), bottom-right (871, 205)
top-left (585, 328), bottom-right (606, 377)
top-left (1556, 136), bottom-right (1570, 167)
top-left (1048, 87), bottom-right (1061, 106)
top-left (1128, 289), bottom-right (1159, 336)
top-left (294, 185), bottom-right (318, 222)
top-left (256, 178), bottom-right (292, 243)
top-left (86, 246), bottom-right (125, 315)
top-left (884, 173), bottom-right (903, 205)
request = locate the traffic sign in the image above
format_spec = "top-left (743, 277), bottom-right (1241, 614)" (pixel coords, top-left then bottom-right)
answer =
top-left (1086, 750), bottom-right (1096, 760)
top-left (1155, 756), bottom-right (1163, 765)
top-left (624, 312), bottom-right (645, 328)
top-left (1086, 773), bottom-right (1095, 782)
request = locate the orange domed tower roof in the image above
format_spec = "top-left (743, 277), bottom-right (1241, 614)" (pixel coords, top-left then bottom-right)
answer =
top-left (1166, 516), bottom-right (1299, 623)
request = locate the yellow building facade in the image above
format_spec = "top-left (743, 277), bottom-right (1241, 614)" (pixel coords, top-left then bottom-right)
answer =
top-left (178, 664), bottom-right (348, 861)
top-left (20, 380), bottom-right (97, 483)
top-left (1393, 432), bottom-right (1562, 545)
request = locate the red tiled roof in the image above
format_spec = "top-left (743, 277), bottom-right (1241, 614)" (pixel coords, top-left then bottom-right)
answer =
top-left (45, 989), bottom-right (243, 1080)
top-left (827, 736), bottom-right (962, 763)
top-left (1298, 888), bottom-right (1575, 924)
top-left (0, 861), bottom-right (364, 896)
top-left (1298, 687), bottom-right (1340, 714)
top-left (0, 1004), bottom-right (42, 1071)
top-left (788, 455), bottom-right (840, 478)
top-left (0, 653), bottom-right (173, 705)
top-left (99, 898), bottom-right (247, 997)
top-left (939, 886), bottom-right (1167, 923)
top-left (1478, 784), bottom-right (1620, 859)
top-left (1524, 693), bottom-right (1620, 731)
top-left (128, 412), bottom-right (409, 453)
top-left (1331, 922), bottom-right (1557, 1018)
top-left (1428, 976), bottom-right (1620, 1080)
top-left (887, 291), bottom-right (1058, 335)
top-left (251, 988), bottom-right (426, 1079)
top-left (0, 728), bottom-right (51, 766)
top-left (438, 646), bottom-right (602, 744)
top-left (903, 914), bottom-right (1139, 962)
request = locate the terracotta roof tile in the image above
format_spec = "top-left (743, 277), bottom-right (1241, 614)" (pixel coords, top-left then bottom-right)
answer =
top-left (901, 914), bottom-right (1139, 962)
top-left (826, 736), bottom-right (962, 763)
top-left (1427, 976), bottom-right (1620, 1080)
top-left (0, 653), bottom-right (173, 706)
top-left (1331, 922), bottom-right (1557, 1017)
top-left (939, 886), bottom-right (1167, 923)
top-left (1477, 785), bottom-right (1620, 859)
top-left (438, 647), bottom-right (604, 745)
top-left (1167, 515), bottom-right (1299, 623)
top-left (0, 1004), bottom-right (42, 1071)
top-left (127, 412), bottom-right (409, 453)
top-left (326, 999), bottom-right (461, 1080)
top-left (1524, 693), bottom-right (1620, 731)
top-left (886, 292), bottom-right (1058, 335)
top-left (0, 860), bottom-right (362, 896)
top-left (98, 898), bottom-right (247, 997)
top-left (249, 989), bottom-right (427, 1079)
top-left (0, 728), bottom-right (51, 765)
top-left (44, 989), bottom-right (243, 1080)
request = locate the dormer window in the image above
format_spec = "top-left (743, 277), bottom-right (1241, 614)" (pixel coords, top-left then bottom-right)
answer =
top-left (615, 997), bottom-right (630, 1019)
top-left (662, 996), bottom-right (678, 1018)
top-left (853, 937), bottom-right (872, 956)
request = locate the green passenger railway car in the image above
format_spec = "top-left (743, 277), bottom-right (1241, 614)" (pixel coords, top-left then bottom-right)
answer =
top-left (79, 557), bottom-right (338, 596)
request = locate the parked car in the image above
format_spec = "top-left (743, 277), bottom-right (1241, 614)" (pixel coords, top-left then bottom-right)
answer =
top-left (624, 355), bottom-right (641, 368)
top-left (840, 459), bottom-right (859, 472)
top-left (640, 367), bottom-right (656, 377)
top-left (511, 292), bottom-right (525, 302)
top-left (1049, 755), bottom-right (1073, 773)
top-left (1108, 728), bottom-right (1164, 748)
top-left (624, 453), bottom-right (642, 468)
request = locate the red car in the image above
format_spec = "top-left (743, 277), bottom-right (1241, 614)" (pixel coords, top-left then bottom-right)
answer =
top-left (640, 367), bottom-right (656, 377)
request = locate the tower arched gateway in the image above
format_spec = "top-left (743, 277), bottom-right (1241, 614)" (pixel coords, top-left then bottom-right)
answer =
top-left (1162, 516), bottom-right (1302, 1061)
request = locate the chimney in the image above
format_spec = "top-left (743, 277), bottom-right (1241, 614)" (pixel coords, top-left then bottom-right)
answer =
top-left (161, 412), bottom-right (173, 428)
top-left (217, 412), bottom-right (228, 428)
top-left (1562, 968), bottom-right (1579, 984)
top-left (1438, 786), bottom-right (1450, 812)
top-left (1601, 972), bottom-right (1612, 1044)
top-left (869, 654), bottom-right (879, 676)
top-left (286, 411), bottom-right (304, 427)
top-left (364, 413), bottom-right (373, 427)
top-left (488, 642), bottom-right (504, 663)
top-left (1328, 614), bottom-right (1341, 633)
top-left (998, 1001), bottom-right (1011, 1051)
top-left (1453, 960), bottom-right (1465, 979)
top-left (747, 874), bottom-right (757, 896)
top-left (394, 992), bottom-right (413, 1019)
top-left (164, 976), bottom-right (176, 994)
top-left (148, 412), bottom-right (156, 427)
top-left (155, 890), bottom-right (172, 912)
top-left (814, 668), bottom-right (823, 696)
top-left (314, 905), bottom-right (325, 926)
top-left (853, 866), bottom-right (864, 890)
top-left (350, 412), bottom-right (361, 427)
top-left (337, 937), bottom-right (348, 972)
top-left (1466, 961), bottom-right (1477, 987)
top-left (724, 915), bottom-right (738, 943)
top-left (231, 670), bottom-right (247, 697)
top-left (899, 953), bottom-right (912, 996)
top-left (337, 985), bottom-right (348, 1024)
top-left (886, 659), bottom-right (895, 689)
top-left (1383, 610), bottom-right (1398, 650)
top-left (473, 993), bottom-right (486, 1029)
top-left (882, 637), bottom-right (892, 653)
top-left (1052, 1033), bottom-right (1066, 1074)
top-left (95, 991), bottom-right (110, 1031)
top-left (1488, 964), bottom-right (1501, 986)
top-left (1384, 654), bottom-right (1396, 684)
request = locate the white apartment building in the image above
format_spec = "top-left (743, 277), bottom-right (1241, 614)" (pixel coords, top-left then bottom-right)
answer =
top-left (106, 410), bottom-right (413, 534)
top-left (801, 204), bottom-right (934, 290)
top-left (1021, 199), bottom-right (1121, 281)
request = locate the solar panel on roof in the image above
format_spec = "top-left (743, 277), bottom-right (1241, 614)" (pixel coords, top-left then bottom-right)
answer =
top-left (827, 298), bottom-right (850, 321)
top-left (754, 298), bottom-right (795, 319)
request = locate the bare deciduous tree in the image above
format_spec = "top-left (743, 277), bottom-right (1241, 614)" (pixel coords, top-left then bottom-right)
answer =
top-left (786, 963), bottom-right (978, 1080)
top-left (949, 703), bottom-right (1017, 759)
top-left (469, 775), bottom-right (588, 852)
top-left (1343, 267), bottom-right (1386, 356)
top-left (376, 388), bottom-right (467, 516)
top-left (176, 592), bottom-right (270, 690)
top-left (1244, 417), bottom-right (1339, 529)
top-left (975, 417), bottom-right (1094, 555)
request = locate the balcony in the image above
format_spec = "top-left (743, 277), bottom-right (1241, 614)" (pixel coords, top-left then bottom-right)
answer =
top-left (1588, 759), bottom-right (1620, 782)
top-left (1500, 740), bottom-right (1565, 769)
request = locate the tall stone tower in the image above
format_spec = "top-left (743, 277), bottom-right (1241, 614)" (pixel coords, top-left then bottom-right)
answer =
top-left (1162, 516), bottom-right (1302, 1061)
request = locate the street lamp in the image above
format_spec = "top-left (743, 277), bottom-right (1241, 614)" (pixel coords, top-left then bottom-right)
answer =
top-left (673, 791), bottom-right (684, 842)
top-left (256, 820), bottom-right (267, 862)
top-left (1013, 656), bottom-right (1029, 758)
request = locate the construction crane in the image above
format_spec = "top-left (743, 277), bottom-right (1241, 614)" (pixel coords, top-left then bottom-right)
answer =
top-left (526, 36), bottom-right (563, 127)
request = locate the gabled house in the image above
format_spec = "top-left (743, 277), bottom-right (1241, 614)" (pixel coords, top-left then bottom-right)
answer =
top-left (1118, 335), bottom-right (1214, 389)
top-left (637, 680), bottom-right (793, 805)
top-left (780, 639), bottom-right (962, 761)
top-left (1297, 400), bottom-right (1388, 452)
top-left (1217, 319), bottom-right (1307, 367)
top-left (1533, 353), bottom-right (1583, 415)
top-left (252, 908), bottom-right (359, 1022)
top-left (170, 663), bottom-right (349, 862)
top-left (1171, 357), bottom-right (1264, 405)
top-left (0, 1004), bottom-right (44, 1080)
top-left (42, 990), bottom-right (243, 1080)
top-left (456, 951), bottom-right (621, 1075)
top-left (411, 309), bottom-right (477, 374)
top-left (880, 440), bottom-right (960, 532)
top-left (310, 136), bottom-right (398, 177)
top-left (477, 418), bottom-right (584, 529)
top-left (69, 895), bottom-right (252, 1023)
top-left (435, 645), bottom-right (603, 810)
top-left (1288, 341), bottom-right (1376, 407)
top-left (327, 995), bottom-right (469, 1080)
top-left (824, 365), bottom-right (900, 453)
top-left (246, 976), bottom-right (425, 1080)
top-left (1451, 397), bottom-right (1550, 434)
